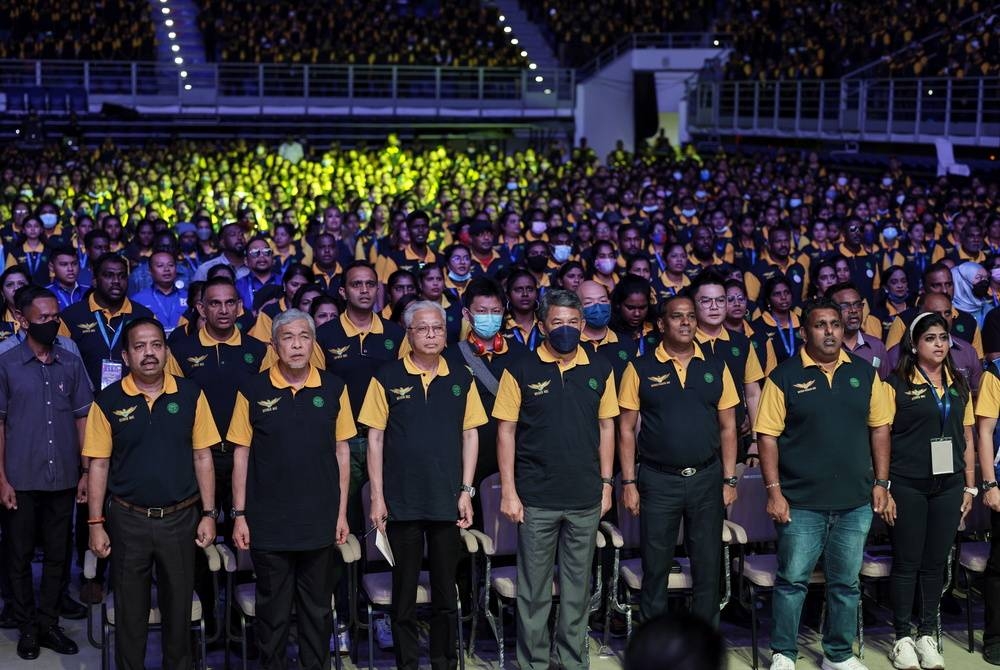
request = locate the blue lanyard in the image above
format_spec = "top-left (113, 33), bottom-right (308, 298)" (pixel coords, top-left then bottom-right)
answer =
top-left (78, 248), bottom-right (88, 269)
top-left (773, 314), bottom-right (796, 357)
top-left (916, 365), bottom-right (952, 435)
top-left (25, 251), bottom-right (42, 277)
top-left (512, 324), bottom-right (540, 351)
top-left (654, 251), bottom-right (666, 272)
top-left (637, 334), bottom-right (647, 357)
top-left (93, 310), bottom-right (126, 355)
top-left (54, 285), bottom-right (78, 311)
top-left (151, 290), bottom-right (181, 327)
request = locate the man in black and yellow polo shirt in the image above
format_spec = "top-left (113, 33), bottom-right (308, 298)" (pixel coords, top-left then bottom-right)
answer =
top-left (229, 308), bottom-right (356, 670)
top-left (973, 365), bottom-right (1000, 665)
top-left (493, 289), bottom-right (618, 670)
top-left (60, 253), bottom-right (155, 390)
top-left (84, 317), bottom-right (219, 670)
top-left (359, 299), bottom-right (486, 670)
top-left (755, 297), bottom-right (893, 670)
top-left (618, 292), bottom-right (739, 626)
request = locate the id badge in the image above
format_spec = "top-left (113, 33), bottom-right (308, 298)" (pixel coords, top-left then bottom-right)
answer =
top-left (100, 359), bottom-right (123, 390)
top-left (930, 438), bottom-right (954, 475)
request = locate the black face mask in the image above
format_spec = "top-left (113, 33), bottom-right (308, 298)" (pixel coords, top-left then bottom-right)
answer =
top-left (546, 325), bottom-right (581, 354)
top-left (28, 320), bottom-right (60, 346)
top-left (972, 279), bottom-right (991, 298)
top-left (525, 255), bottom-right (549, 273)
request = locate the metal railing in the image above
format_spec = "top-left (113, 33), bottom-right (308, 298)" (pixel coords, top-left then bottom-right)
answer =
top-left (0, 60), bottom-right (576, 111)
top-left (687, 77), bottom-right (1000, 147)
top-left (577, 32), bottom-right (731, 79)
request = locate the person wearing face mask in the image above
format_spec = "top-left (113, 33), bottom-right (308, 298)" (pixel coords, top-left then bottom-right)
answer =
top-left (0, 286), bottom-right (93, 660)
top-left (871, 266), bottom-right (913, 340)
top-left (547, 227), bottom-right (576, 269)
top-left (525, 210), bottom-right (550, 243)
top-left (493, 289), bottom-right (618, 670)
top-left (577, 280), bottom-right (633, 384)
top-left (951, 261), bottom-right (994, 328)
top-left (590, 240), bottom-right (619, 293)
top-left (442, 243), bottom-right (474, 300)
top-left (523, 239), bottom-right (554, 289)
top-left (174, 222), bottom-right (202, 277)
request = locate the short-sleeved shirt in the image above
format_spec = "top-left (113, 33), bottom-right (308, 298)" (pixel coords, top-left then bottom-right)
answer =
top-left (358, 351), bottom-right (487, 522)
top-left (492, 344), bottom-right (619, 511)
top-left (0, 342), bottom-right (93, 491)
top-left (227, 365), bottom-right (357, 551)
top-left (755, 348), bottom-right (892, 510)
top-left (166, 327), bottom-right (267, 443)
top-left (83, 373), bottom-right (220, 507)
top-left (618, 342), bottom-right (739, 468)
top-left (885, 370), bottom-right (974, 479)
top-left (842, 331), bottom-right (892, 380)
top-left (696, 326), bottom-right (764, 427)
top-left (59, 295), bottom-right (155, 389)
top-left (131, 285), bottom-right (186, 333)
top-left (976, 364), bottom-right (1000, 420)
top-left (582, 328), bottom-right (633, 384)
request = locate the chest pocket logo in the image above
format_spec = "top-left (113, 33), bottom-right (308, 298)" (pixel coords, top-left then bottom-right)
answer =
top-left (648, 374), bottom-right (670, 388)
top-left (527, 380), bottom-right (551, 396)
top-left (389, 386), bottom-right (413, 401)
top-left (79, 322), bottom-right (97, 334)
top-left (905, 388), bottom-right (928, 400)
top-left (113, 405), bottom-right (138, 423)
top-left (328, 346), bottom-right (350, 360)
top-left (793, 380), bottom-right (816, 394)
top-left (187, 355), bottom-right (208, 368)
top-left (258, 397), bottom-right (281, 413)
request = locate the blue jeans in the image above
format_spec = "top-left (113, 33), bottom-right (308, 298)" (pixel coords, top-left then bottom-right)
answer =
top-left (771, 504), bottom-right (872, 662)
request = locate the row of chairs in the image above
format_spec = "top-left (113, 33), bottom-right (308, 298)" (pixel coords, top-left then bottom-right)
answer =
top-left (4, 86), bottom-right (87, 113)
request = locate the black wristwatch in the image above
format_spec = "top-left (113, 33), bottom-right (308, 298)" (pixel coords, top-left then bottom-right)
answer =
top-left (230, 508), bottom-right (246, 518)
top-left (873, 479), bottom-right (891, 490)
top-left (201, 509), bottom-right (219, 520)
top-left (723, 476), bottom-right (739, 488)
top-left (601, 477), bottom-right (614, 487)
top-left (459, 484), bottom-right (476, 498)
top-left (983, 480), bottom-right (1000, 491)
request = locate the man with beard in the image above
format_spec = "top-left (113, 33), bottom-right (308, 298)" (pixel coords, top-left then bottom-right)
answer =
top-left (376, 211), bottom-right (437, 284)
top-left (686, 225), bottom-right (727, 278)
top-left (194, 223), bottom-right (249, 282)
top-left (744, 226), bottom-right (808, 306)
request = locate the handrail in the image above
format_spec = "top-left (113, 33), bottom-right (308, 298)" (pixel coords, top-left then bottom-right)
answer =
top-left (576, 32), bottom-right (731, 79)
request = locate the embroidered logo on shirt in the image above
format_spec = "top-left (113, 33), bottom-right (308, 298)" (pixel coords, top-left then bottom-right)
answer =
top-left (793, 380), bottom-right (817, 394)
top-left (618, 350), bottom-right (628, 360)
top-left (166, 402), bottom-right (180, 414)
top-left (949, 387), bottom-right (959, 398)
top-left (312, 396), bottom-right (325, 408)
top-left (905, 388), bottom-right (928, 400)
top-left (384, 340), bottom-right (395, 351)
top-left (243, 353), bottom-right (255, 364)
top-left (527, 380), bottom-right (551, 396)
top-left (648, 374), bottom-right (671, 388)
top-left (187, 355), bottom-right (208, 368)
top-left (78, 322), bottom-right (97, 334)
top-left (588, 378), bottom-right (598, 390)
top-left (849, 377), bottom-right (861, 388)
top-left (389, 386), bottom-right (413, 400)
top-left (703, 372), bottom-right (715, 383)
top-left (257, 397), bottom-right (282, 413)
top-left (112, 405), bottom-right (138, 422)
top-left (328, 345), bottom-right (350, 360)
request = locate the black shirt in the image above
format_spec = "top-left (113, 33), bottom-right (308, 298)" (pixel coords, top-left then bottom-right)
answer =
top-left (60, 295), bottom-right (155, 389)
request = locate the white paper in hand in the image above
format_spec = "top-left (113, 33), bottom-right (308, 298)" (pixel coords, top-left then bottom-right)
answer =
top-left (376, 528), bottom-right (395, 567)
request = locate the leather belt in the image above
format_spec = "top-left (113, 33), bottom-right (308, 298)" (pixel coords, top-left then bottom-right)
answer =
top-left (112, 494), bottom-right (200, 519)
top-left (641, 456), bottom-right (717, 477)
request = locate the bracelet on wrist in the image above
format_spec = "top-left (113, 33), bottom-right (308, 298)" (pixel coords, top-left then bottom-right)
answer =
top-left (80, 467), bottom-right (89, 475)
top-left (765, 482), bottom-right (781, 490)
top-left (87, 517), bottom-right (105, 525)
top-left (622, 479), bottom-right (637, 486)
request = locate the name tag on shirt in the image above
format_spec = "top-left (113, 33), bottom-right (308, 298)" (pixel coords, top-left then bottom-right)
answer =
top-left (101, 359), bottom-right (123, 390)
top-left (930, 438), bottom-right (954, 475)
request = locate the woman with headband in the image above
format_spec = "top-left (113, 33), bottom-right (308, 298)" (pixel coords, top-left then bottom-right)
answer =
top-left (883, 310), bottom-right (978, 670)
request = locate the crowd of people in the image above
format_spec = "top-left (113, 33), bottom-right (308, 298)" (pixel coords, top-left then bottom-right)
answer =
top-left (0, 0), bottom-right (156, 61)
top-left (0, 135), bottom-right (999, 668)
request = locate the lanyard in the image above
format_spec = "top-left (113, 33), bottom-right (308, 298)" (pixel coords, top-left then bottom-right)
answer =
top-left (654, 251), bottom-right (666, 272)
top-left (25, 251), bottom-right (42, 277)
top-left (773, 314), bottom-right (796, 357)
top-left (151, 290), bottom-right (181, 327)
top-left (78, 248), bottom-right (88, 269)
top-left (916, 365), bottom-right (951, 435)
top-left (511, 324), bottom-right (540, 351)
top-left (94, 310), bottom-right (126, 355)
top-left (637, 334), bottom-right (647, 357)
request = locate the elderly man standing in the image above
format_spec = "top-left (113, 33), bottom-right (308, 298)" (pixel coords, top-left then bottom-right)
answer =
top-left (359, 299), bottom-right (486, 670)
top-left (229, 308), bottom-right (356, 670)
top-left (493, 289), bottom-right (618, 670)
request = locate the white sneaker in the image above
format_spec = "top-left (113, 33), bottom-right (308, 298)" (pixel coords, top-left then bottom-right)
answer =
top-left (821, 656), bottom-right (869, 670)
top-left (770, 652), bottom-right (796, 670)
top-left (890, 637), bottom-right (920, 670)
top-left (914, 635), bottom-right (944, 670)
top-left (374, 616), bottom-right (394, 650)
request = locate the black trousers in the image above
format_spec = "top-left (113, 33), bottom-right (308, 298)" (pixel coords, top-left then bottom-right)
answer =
top-left (888, 474), bottom-right (963, 639)
top-left (984, 509), bottom-right (1000, 648)
top-left (388, 520), bottom-right (460, 670)
top-left (637, 460), bottom-right (724, 625)
top-left (251, 544), bottom-right (337, 670)
top-left (107, 501), bottom-right (198, 670)
top-left (1, 488), bottom-right (75, 633)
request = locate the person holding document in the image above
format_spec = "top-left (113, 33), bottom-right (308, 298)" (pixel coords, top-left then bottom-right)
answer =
top-left (359, 299), bottom-right (486, 670)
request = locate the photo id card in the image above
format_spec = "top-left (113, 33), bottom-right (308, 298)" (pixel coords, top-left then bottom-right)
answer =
top-left (100, 359), bottom-right (123, 390)
top-left (930, 438), bottom-right (954, 475)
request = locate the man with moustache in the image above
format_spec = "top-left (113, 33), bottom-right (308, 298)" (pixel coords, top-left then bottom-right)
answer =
top-left (827, 283), bottom-right (892, 380)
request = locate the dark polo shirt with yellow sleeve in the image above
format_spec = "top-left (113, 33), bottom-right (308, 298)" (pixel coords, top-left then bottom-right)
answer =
top-left (358, 351), bottom-right (487, 522)
top-left (492, 345), bottom-right (619, 511)
top-left (975, 364), bottom-right (1000, 421)
top-left (755, 349), bottom-right (892, 511)
top-left (581, 328), bottom-right (633, 385)
top-left (59, 295), bottom-right (155, 389)
top-left (618, 341), bottom-right (739, 468)
top-left (228, 365), bottom-right (357, 551)
top-left (696, 326), bottom-right (765, 427)
top-left (82, 373), bottom-right (220, 507)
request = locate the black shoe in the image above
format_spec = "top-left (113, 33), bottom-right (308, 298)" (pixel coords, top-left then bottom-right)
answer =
top-left (17, 631), bottom-right (40, 660)
top-left (985, 643), bottom-right (1000, 666)
top-left (38, 625), bottom-right (78, 655)
top-left (0, 603), bottom-right (17, 629)
top-left (59, 594), bottom-right (88, 620)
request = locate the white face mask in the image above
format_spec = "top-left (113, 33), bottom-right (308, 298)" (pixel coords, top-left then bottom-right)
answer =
top-left (682, 208), bottom-right (697, 218)
top-left (40, 213), bottom-right (58, 228)
top-left (530, 221), bottom-right (547, 236)
top-left (595, 258), bottom-right (616, 275)
top-left (837, 177), bottom-right (848, 187)
top-left (552, 244), bottom-right (572, 263)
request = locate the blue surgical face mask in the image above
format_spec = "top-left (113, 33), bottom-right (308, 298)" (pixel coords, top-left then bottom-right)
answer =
top-left (40, 213), bottom-right (58, 228)
top-left (788, 198), bottom-right (802, 209)
top-left (448, 269), bottom-right (472, 283)
top-left (642, 204), bottom-right (658, 213)
top-left (682, 208), bottom-right (697, 218)
top-left (882, 226), bottom-right (899, 242)
top-left (552, 244), bottom-right (572, 263)
top-left (471, 313), bottom-right (503, 339)
top-left (700, 169), bottom-right (711, 181)
top-left (546, 325), bottom-right (581, 354)
top-left (196, 228), bottom-right (213, 241)
top-left (583, 303), bottom-right (611, 328)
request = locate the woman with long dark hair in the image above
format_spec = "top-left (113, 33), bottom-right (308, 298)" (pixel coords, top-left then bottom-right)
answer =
top-left (0, 266), bottom-right (30, 341)
top-left (503, 268), bottom-right (542, 351)
top-left (610, 275), bottom-right (657, 356)
top-left (750, 276), bottom-right (801, 366)
top-left (872, 266), bottom-right (913, 340)
top-left (884, 312), bottom-right (977, 670)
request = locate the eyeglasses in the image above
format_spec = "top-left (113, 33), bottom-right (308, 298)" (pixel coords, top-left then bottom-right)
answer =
top-left (247, 248), bottom-right (273, 258)
top-left (697, 296), bottom-right (728, 307)
top-left (847, 225), bottom-right (862, 233)
top-left (838, 300), bottom-right (864, 311)
top-left (348, 280), bottom-right (378, 289)
top-left (408, 325), bottom-right (445, 337)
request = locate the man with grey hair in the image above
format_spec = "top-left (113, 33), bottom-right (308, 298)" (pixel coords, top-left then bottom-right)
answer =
top-left (228, 308), bottom-right (357, 669)
top-left (493, 288), bottom-right (619, 670)
top-left (360, 299), bottom-right (487, 670)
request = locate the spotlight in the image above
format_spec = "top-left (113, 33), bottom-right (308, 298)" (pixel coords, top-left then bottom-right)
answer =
top-left (180, 70), bottom-right (188, 77)
top-left (511, 38), bottom-right (519, 45)
top-left (184, 84), bottom-right (192, 90)
top-left (171, 44), bottom-right (180, 52)
top-left (161, 7), bottom-right (170, 14)
top-left (174, 56), bottom-right (183, 64)
top-left (535, 75), bottom-right (543, 83)
top-left (503, 26), bottom-right (511, 33)
top-left (529, 63), bottom-right (537, 70)
top-left (499, 14), bottom-right (505, 22)
top-left (168, 32), bottom-right (176, 39)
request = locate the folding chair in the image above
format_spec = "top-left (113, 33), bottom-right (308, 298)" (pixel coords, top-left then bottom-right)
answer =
top-left (958, 497), bottom-right (992, 652)
top-left (351, 482), bottom-right (478, 670)
top-left (216, 539), bottom-right (359, 670)
top-left (466, 472), bottom-right (606, 669)
top-left (599, 474), bottom-right (740, 644)
top-left (84, 544), bottom-right (222, 670)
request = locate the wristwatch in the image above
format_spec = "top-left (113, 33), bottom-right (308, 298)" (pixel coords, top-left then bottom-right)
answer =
top-left (459, 484), bottom-right (476, 498)
top-left (873, 479), bottom-right (891, 490)
top-left (201, 508), bottom-right (219, 520)
top-left (982, 480), bottom-right (999, 491)
top-left (723, 476), bottom-right (739, 488)
top-left (601, 477), bottom-right (614, 487)
top-left (964, 486), bottom-right (980, 497)
top-left (230, 508), bottom-right (246, 518)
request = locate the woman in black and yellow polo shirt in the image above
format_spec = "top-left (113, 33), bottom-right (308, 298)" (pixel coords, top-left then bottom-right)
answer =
top-left (883, 311), bottom-right (977, 670)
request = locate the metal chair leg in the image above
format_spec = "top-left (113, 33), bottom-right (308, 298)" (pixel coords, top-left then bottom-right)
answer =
top-left (367, 604), bottom-right (376, 670)
top-left (749, 584), bottom-right (759, 670)
top-left (497, 597), bottom-right (505, 670)
top-left (240, 615), bottom-right (249, 670)
top-left (199, 619), bottom-right (208, 670)
top-left (457, 589), bottom-right (466, 670)
top-left (964, 566), bottom-right (975, 653)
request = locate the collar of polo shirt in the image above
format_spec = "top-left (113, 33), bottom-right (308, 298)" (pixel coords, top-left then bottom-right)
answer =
top-left (340, 311), bottom-right (384, 337)
top-left (695, 327), bottom-right (730, 343)
top-left (269, 364), bottom-right (321, 394)
top-left (122, 372), bottom-right (179, 406)
top-left (799, 347), bottom-right (852, 373)
top-left (403, 353), bottom-right (449, 378)
top-left (581, 328), bottom-right (618, 346)
top-left (908, 368), bottom-right (955, 388)
top-left (88, 293), bottom-right (134, 318)
top-left (537, 343), bottom-right (591, 370)
top-left (655, 340), bottom-right (707, 364)
top-left (199, 327), bottom-right (242, 347)
top-left (763, 311), bottom-right (801, 328)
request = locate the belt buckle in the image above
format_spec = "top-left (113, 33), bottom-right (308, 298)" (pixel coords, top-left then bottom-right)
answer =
top-left (680, 467), bottom-right (697, 477)
top-left (146, 507), bottom-right (164, 519)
